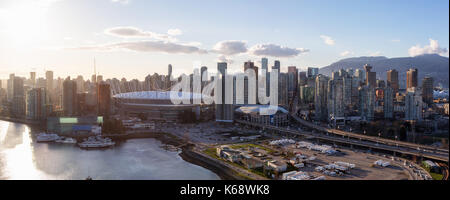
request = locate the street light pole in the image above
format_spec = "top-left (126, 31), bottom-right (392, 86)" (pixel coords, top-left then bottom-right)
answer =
top-left (377, 132), bottom-right (381, 145)
top-left (395, 136), bottom-right (398, 148)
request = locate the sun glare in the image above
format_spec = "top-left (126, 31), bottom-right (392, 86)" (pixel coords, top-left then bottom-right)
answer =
top-left (0, 2), bottom-right (50, 49)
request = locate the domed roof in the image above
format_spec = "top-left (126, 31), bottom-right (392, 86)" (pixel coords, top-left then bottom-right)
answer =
top-left (113, 91), bottom-right (204, 100)
top-left (235, 105), bottom-right (288, 115)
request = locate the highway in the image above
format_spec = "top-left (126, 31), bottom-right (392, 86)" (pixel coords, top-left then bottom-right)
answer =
top-left (290, 115), bottom-right (448, 154)
top-left (235, 119), bottom-right (449, 162)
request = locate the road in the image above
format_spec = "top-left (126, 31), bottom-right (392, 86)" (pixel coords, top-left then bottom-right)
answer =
top-left (291, 114), bottom-right (448, 155)
top-left (235, 119), bottom-right (449, 162)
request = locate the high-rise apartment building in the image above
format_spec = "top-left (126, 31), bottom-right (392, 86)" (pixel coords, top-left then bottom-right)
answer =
top-left (30, 72), bottom-right (36, 88)
top-left (406, 68), bottom-right (418, 90)
top-left (307, 67), bottom-right (319, 78)
top-left (98, 82), bottom-right (111, 117)
top-left (11, 77), bottom-right (26, 117)
top-left (314, 75), bottom-right (329, 121)
top-left (421, 77), bottom-right (433, 105)
top-left (386, 69), bottom-right (399, 94)
top-left (63, 77), bottom-right (78, 116)
top-left (46, 71), bottom-right (53, 91)
top-left (26, 88), bottom-right (47, 120)
top-left (405, 88), bottom-right (423, 121)
top-left (215, 62), bottom-right (233, 122)
top-left (383, 87), bottom-right (394, 119)
top-left (327, 76), bottom-right (345, 119)
top-left (261, 58), bottom-right (269, 96)
top-left (287, 66), bottom-right (298, 106)
top-left (359, 85), bottom-right (375, 121)
top-left (299, 71), bottom-right (307, 87)
top-left (7, 74), bottom-right (14, 101)
top-left (364, 64), bottom-right (376, 87)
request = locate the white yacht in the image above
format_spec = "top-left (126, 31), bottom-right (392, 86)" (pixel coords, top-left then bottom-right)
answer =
top-left (55, 137), bottom-right (77, 144)
top-left (78, 136), bottom-right (115, 148)
top-left (36, 132), bottom-right (60, 142)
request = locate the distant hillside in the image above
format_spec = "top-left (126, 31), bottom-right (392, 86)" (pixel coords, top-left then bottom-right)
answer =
top-left (320, 54), bottom-right (449, 88)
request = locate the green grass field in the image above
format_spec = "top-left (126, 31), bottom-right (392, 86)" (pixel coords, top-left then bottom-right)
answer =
top-left (229, 143), bottom-right (274, 153)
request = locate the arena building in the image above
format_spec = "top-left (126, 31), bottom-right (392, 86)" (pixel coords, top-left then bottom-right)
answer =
top-left (113, 91), bottom-right (214, 123)
top-left (234, 105), bottom-right (290, 127)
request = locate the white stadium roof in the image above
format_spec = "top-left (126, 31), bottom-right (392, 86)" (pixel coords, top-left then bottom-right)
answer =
top-left (113, 91), bottom-right (205, 100)
top-left (235, 105), bottom-right (288, 115)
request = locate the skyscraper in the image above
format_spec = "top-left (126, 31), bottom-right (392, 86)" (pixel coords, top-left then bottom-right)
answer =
top-left (342, 72), bottom-right (353, 110)
top-left (386, 69), bottom-right (399, 94)
top-left (30, 72), bottom-right (36, 88)
top-left (12, 77), bottom-right (26, 117)
top-left (200, 66), bottom-right (208, 91)
top-left (26, 88), bottom-right (47, 120)
top-left (278, 73), bottom-right (289, 107)
top-left (359, 85), bottom-right (375, 121)
top-left (299, 71), bottom-right (307, 87)
top-left (376, 80), bottom-right (385, 88)
top-left (7, 73), bottom-right (14, 101)
top-left (327, 76), bottom-right (345, 119)
top-left (98, 82), bottom-right (111, 117)
top-left (307, 67), bottom-right (319, 78)
top-left (261, 58), bottom-right (269, 96)
top-left (314, 75), bottom-right (329, 121)
top-left (46, 71), bottom-right (53, 91)
top-left (421, 77), bottom-right (433, 105)
top-left (261, 58), bottom-right (268, 72)
top-left (406, 68), bottom-right (418, 90)
top-left (364, 64), bottom-right (376, 87)
top-left (244, 61), bottom-right (258, 79)
top-left (76, 75), bottom-right (85, 93)
top-left (405, 88), bottom-right (423, 121)
top-left (168, 64), bottom-right (173, 78)
top-left (91, 74), bottom-right (97, 84)
top-left (215, 62), bottom-right (233, 122)
top-left (63, 77), bottom-right (78, 116)
top-left (384, 87), bottom-right (394, 119)
top-left (274, 60), bottom-right (280, 70)
top-left (287, 66), bottom-right (298, 107)
top-left (97, 75), bottom-right (103, 83)
top-left (244, 61), bottom-right (258, 104)
top-left (354, 68), bottom-right (364, 85)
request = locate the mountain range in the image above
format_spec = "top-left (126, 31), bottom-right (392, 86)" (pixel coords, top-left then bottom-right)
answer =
top-left (319, 54), bottom-right (449, 88)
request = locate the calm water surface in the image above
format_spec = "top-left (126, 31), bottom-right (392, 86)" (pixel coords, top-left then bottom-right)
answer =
top-left (0, 120), bottom-right (220, 180)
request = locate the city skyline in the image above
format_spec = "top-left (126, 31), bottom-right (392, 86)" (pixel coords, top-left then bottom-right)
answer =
top-left (0, 0), bottom-right (449, 80)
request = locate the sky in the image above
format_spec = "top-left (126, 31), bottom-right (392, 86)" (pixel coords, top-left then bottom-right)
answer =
top-left (0, 0), bottom-right (448, 81)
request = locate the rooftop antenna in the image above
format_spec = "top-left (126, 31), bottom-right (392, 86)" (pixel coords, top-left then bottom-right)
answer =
top-left (94, 57), bottom-right (97, 76)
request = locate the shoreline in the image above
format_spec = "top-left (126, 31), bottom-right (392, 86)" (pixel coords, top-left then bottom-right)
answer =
top-left (0, 119), bottom-right (243, 180)
top-left (0, 116), bottom-right (43, 126)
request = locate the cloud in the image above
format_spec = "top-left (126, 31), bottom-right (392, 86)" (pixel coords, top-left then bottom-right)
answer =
top-left (67, 40), bottom-right (207, 54)
top-left (111, 0), bottom-right (130, 4)
top-left (320, 35), bottom-right (335, 45)
top-left (167, 28), bottom-right (182, 36)
top-left (212, 40), bottom-right (248, 55)
top-left (369, 51), bottom-right (382, 56)
top-left (217, 55), bottom-right (233, 64)
top-left (249, 44), bottom-right (309, 57)
top-left (104, 26), bottom-right (171, 40)
top-left (340, 51), bottom-right (353, 57)
top-left (408, 38), bottom-right (449, 57)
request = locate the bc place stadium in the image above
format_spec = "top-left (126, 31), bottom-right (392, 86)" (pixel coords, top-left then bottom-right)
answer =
top-left (113, 91), bottom-right (214, 123)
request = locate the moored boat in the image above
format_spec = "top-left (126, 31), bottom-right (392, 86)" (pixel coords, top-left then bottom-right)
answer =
top-left (78, 136), bottom-right (115, 148)
top-left (36, 132), bottom-right (60, 142)
top-left (55, 137), bottom-right (77, 144)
